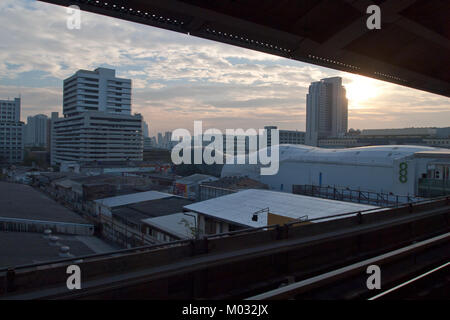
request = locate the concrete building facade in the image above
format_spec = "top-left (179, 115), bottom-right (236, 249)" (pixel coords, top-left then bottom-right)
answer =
top-left (63, 67), bottom-right (131, 116)
top-left (51, 68), bottom-right (143, 165)
top-left (306, 77), bottom-right (348, 146)
top-left (0, 97), bottom-right (24, 163)
top-left (25, 114), bottom-right (48, 147)
top-left (51, 111), bottom-right (143, 165)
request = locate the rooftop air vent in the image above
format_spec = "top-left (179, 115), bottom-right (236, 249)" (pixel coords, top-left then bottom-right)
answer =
top-left (43, 229), bottom-right (52, 239)
top-left (59, 246), bottom-right (72, 258)
top-left (49, 236), bottom-right (59, 246)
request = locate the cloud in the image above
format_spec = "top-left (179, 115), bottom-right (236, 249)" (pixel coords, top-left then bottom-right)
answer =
top-left (0, 0), bottom-right (448, 136)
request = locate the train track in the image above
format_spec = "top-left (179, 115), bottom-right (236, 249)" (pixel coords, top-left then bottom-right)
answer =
top-left (247, 232), bottom-right (450, 300)
top-left (368, 261), bottom-right (450, 300)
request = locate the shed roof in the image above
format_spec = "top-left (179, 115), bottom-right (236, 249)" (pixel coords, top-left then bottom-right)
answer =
top-left (94, 190), bottom-right (172, 208)
top-left (141, 212), bottom-right (197, 239)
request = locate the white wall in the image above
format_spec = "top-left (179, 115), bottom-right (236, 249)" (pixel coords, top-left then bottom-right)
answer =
top-left (259, 158), bottom-right (426, 196)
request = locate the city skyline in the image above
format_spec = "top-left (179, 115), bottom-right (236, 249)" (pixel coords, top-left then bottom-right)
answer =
top-left (0, 0), bottom-right (449, 137)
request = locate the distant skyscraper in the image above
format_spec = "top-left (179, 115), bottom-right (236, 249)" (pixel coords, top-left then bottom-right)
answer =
top-left (157, 132), bottom-right (163, 147)
top-left (0, 97), bottom-right (24, 163)
top-left (51, 68), bottom-right (143, 165)
top-left (305, 77), bottom-right (348, 146)
top-left (164, 131), bottom-right (172, 147)
top-left (25, 114), bottom-right (48, 147)
top-left (142, 120), bottom-right (149, 138)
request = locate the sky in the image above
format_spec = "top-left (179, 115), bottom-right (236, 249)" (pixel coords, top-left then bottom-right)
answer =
top-left (0, 0), bottom-right (449, 136)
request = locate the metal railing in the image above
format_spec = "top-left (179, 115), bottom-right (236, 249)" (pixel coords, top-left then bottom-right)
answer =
top-left (293, 184), bottom-right (423, 207)
top-left (418, 178), bottom-right (450, 197)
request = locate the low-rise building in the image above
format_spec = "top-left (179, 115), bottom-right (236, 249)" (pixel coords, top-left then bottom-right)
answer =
top-left (184, 189), bottom-right (378, 235)
top-left (94, 190), bottom-right (173, 217)
top-left (95, 191), bottom-right (194, 247)
top-left (0, 181), bottom-right (94, 235)
top-left (199, 176), bottom-right (268, 200)
top-left (173, 174), bottom-right (218, 199)
top-left (141, 212), bottom-right (197, 242)
top-left (0, 231), bottom-right (118, 269)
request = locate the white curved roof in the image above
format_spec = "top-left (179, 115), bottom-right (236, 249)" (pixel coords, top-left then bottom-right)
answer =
top-left (275, 144), bottom-right (440, 165)
top-left (221, 144), bottom-right (447, 178)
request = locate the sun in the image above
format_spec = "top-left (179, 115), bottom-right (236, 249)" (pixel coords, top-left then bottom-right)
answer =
top-left (345, 75), bottom-right (380, 107)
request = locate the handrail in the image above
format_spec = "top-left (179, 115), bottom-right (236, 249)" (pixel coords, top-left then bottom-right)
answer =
top-left (293, 184), bottom-right (425, 205)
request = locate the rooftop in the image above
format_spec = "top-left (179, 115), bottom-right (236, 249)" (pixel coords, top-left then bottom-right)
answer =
top-left (414, 150), bottom-right (450, 159)
top-left (202, 176), bottom-right (268, 190)
top-left (94, 190), bottom-right (173, 208)
top-left (0, 232), bottom-right (117, 269)
top-left (113, 197), bottom-right (195, 226)
top-left (70, 173), bottom-right (147, 186)
top-left (0, 181), bottom-right (88, 224)
top-left (176, 174), bottom-right (218, 184)
top-left (184, 189), bottom-right (378, 228)
top-left (141, 212), bottom-right (197, 239)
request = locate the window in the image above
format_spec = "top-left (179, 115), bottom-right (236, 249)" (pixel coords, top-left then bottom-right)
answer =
top-left (204, 217), bottom-right (216, 234)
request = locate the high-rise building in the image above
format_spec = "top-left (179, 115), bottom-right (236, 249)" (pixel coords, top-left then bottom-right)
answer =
top-left (163, 131), bottom-right (172, 149)
top-left (51, 111), bottom-right (143, 164)
top-left (51, 68), bottom-right (143, 165)
top-left (0, 97), bottom-right (24, 163)
top-left (157, 132), bottom-right (163, 147)
top-left (25, 114), bottom-right (48, 147)
top-left (142, 120), bottom-right (149, 138)
top-left (305, 77), bottom-right (348, 146)
top-left (63, 67), bottom-right (131, 116)
top-left (0, 97), bottom-right (20, 122)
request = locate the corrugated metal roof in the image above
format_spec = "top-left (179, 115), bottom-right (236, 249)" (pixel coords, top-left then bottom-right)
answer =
top-left (94, 190), bottom-right (172, 208)
top-left (184, 189), bottom-right (378, 228)
top-left (141, 212), bottom-right (197, 239)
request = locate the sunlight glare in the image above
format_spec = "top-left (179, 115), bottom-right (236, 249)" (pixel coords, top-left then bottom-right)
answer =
top-left (345, 75), bottom-right (380, 108)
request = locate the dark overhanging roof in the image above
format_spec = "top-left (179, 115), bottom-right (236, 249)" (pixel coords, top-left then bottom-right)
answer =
top-left (39, 0), bottom-right (450, 97)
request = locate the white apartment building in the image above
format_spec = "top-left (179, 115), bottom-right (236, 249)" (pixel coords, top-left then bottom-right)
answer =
top-left (51, 111), bottom-right (143, 164)
top-left (305, 77), bottom-right (348, 146)
top-left (0, 98), bottom-right (24, 163)
top-left (63, 67), bottom-right (131, 116)
top-left (0, 97), bottom-right (21, 122)
top-left (264, 126), bottom-right (305, 146)
top-left (280, 130), bottom-right (305, 144)
top-left (51, 68), bottom-right (142, 165)
top-left (25, 114), bottom-right (48, 147)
